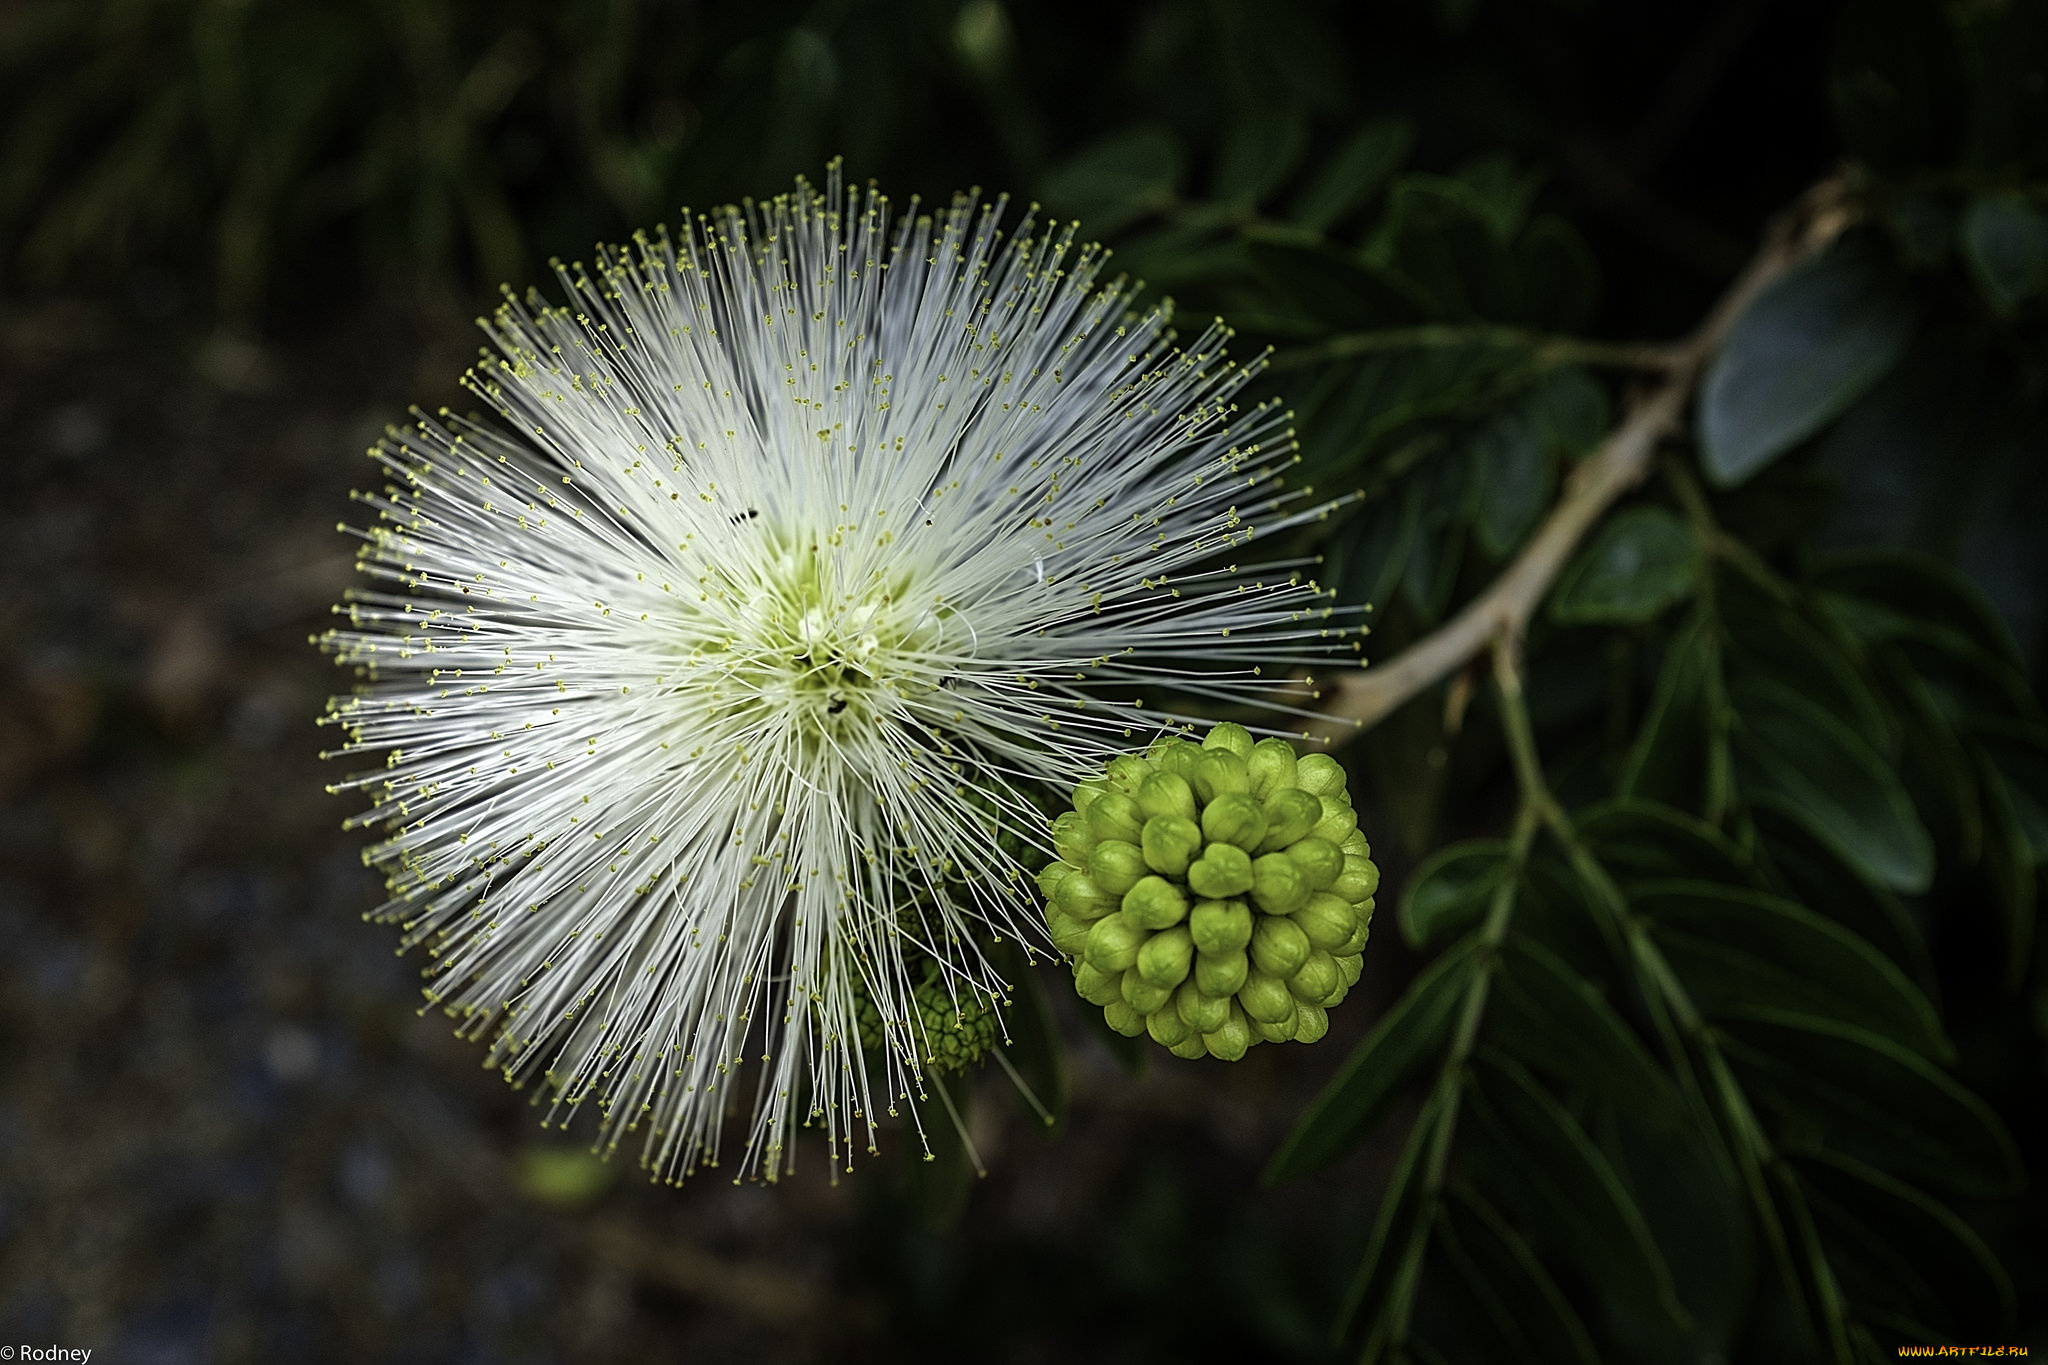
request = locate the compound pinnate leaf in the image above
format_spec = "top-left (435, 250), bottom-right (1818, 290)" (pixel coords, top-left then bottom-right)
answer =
top-left (1435, 1187), bottom-right (1602, 1365)
top-left (1634, 881), bottom-right (1949, 1061)
top-left (1464, 1051), bottom-right (1693, 1333)
top-left (1287, 118), bottom-right (1412, 231)
top-left (1730, 676), bottom-right (1934, 894)
top-left (1550, 506), bottom-right (1699, 625)
top-left (1040, 125), bottom-right (1182, 234)
top-left (1698, 236), bottom-right (1918, 487)
top-left (1266, 938), bottom-right (1480, 1183)
top-left (1715, 1007), bottom-right (2023, 1198)
top-left (1485, 935), bottom-right (1684, 1131)
top-left (1577, 798), bottom-right (1753, 888)
top-left (1400, 840), bottom-right (1512, 947)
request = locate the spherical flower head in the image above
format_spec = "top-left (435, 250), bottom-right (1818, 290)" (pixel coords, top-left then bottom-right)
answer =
top-left (1039, 722), bottom-right (1378, 1059)
top-left (318, 163), bottom-right (1360, 1182)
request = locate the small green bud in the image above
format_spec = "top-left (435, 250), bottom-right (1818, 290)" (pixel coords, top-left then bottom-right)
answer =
top-left (1194, 947), bottom-right (1250, 997)
top-left (1146, 1006), bottom-right (1193, 1048)
top-left (1055, 870), bottom-right (1118, 922)
top-left (1188, 898), bottom-right (1253, 955)
top-left (1106, 753), bottom-right (1152, 795)
top-left (1122, 968), bottom-right (1173, 1014)
top-left (1036, 860), bottom-right (1074, 901)
top-left (1122, 874), bottom-right (1190, 930)
top-left (1135, 770), bottom-right (1198, 823)
top-left (1238, 969), bottom-right (1296, 1024)
top-left (1052, 810), bottom-right (1096, 865)
top-left (1336, 905), bottom-right (1372, 956)
top-left (1291, 891), bottom-right (1357, 951)
top-left (1311, 799), bottom-right (1359, 845)
top-left (1190, 749), bottom-right (1252, 804)
top-left (1167, 1032), bottom-right (1210, 1060)
top-left (1200, 791), bottom-right (1268, 852)
top-left (1337, 952), bottom-right (1364, 987)
top-left (1175, 980), bottom-right (1230, 1033)
top-left (1140, 813), bottom-right (1202, 877)
top-left (1136, 924), bottom-right (1195, 989)
top-left (1073, 961), bottom-right (1123, 1007)
top-left (1086, 789), bottom-right (1146, 844)
top-left (1087, 839), bottom-right (1150, 896)
top-left (1083, 912), bottom-right (1147, 973)
top-left (1045, 905), bottom-right (1091, 957)
top-left (1293, 1001), bottom-right (1331, 1044)
top-left (1289, 948), bottom-right (1340, 1003)
top-left (1072, 776), bottom-right (1108, 817)
top-left (1250, 1004), bottom-right (1299, 1044)
top-left (1251, 914), bottom-right (1312, 976)
top-left (1259, 788), bottom-right (1322, 851)
top-left (1285, 836), bottom-right (1343, 891)
top-left (1334, 854), bottom-right (1380, 903)
top-left (1202, 1001), bottom-right (1255, 1061)
top-left (1247, 738), bottom-right (1299, 799)
top-left (1249, 852), bottom-right (1309, 915)
top-left (1340, 828), bottom-right (1371, 858)
top-left (1202, 721), bottom-right (1255, 758)
top-left (1296, 752), bottom-right (1347, 799)
top-left (1146, 737), bottom-right (1201, 777)
top-left (1187, 842), bottom-right (1253, 899)
top-left (1103, 999), bottom-right (1147, 1037)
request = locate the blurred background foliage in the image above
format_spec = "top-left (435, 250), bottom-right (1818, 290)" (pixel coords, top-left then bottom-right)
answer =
top-left (2, 0), bottom-right (2045, 1361)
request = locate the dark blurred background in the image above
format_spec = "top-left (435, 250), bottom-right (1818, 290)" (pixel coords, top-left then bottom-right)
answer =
top-left (0, 1), bottom-right (2039, 1362)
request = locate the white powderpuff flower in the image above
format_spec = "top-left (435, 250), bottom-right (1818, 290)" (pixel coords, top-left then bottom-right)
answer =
top-left (319, 165), bottom-right (1357, 1183)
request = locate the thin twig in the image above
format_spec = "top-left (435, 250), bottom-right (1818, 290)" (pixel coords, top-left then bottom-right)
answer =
top-left (1302, 175), bottom-right (1851, 747)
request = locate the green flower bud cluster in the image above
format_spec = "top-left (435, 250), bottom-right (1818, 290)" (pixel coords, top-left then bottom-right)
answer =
top-left (1036, 723), bottom-right (1379, 1060)
top-left (852, 956), bottom-right (1000, 1075)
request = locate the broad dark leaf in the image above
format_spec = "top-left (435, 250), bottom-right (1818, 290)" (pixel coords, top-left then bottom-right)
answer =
top-left (1720, 578), bottom-right (1895, 753)
top-left (1578, 798), bottom-right (1753, 888)
top-left (1698, 235), bottom-right (1918, 487)
top-left (1212, 104), bottom-right (1309, 207)
top-left (1288, 118), bottom-right (1412, 231)
top-left (1730, 676), bottom-right (1934, 894)
top-left (1960, 194), bottom-right (2048, 313)
top-left (1604, 1122), bottom-right (1757, 1363)
top-left (1470, 407), bottom-right (1550, 558)
top-left (1973, 716), bottom-right (2048, 861)
top-left (1399, 839), bottom-right (1511, 947)
top-left (1372, 174), bottom-right (1511, 319)
top-left (1748, 804), bottom-right (1938, 1000)
top-left (1433, 1187), bottom-right (1601, 1365)
top-left (1971, 747), bottom-right (2038, 982)
top-left (1634, 880), bottom-right (1949, 1061)
top-left (1464, 1051), bottom-right (1693, 1332)
top-left (1039, 124), bottom-right (1182, 234)
top-left (1266, 938), bottom-right (1480, 1182)
top-left (1511, 213), bottom-right (1598, 331)
top-left (1811, 548), bottom-right (2025, 670)
top-left (1619, 614), bottom-right (1715, 812)
top-left (1247, 233), bottom-right (1426, 332)
top-left (1337, 1089), bottom-right (1446, 1347)
top-left (1550, 506), bottom-right (1699, 625)
top-left (1792, 1148), bottom-right (2017, 1339)
top-left (1485, 934), bottom-right (1684, 1130)
top-left (1524, 365), bottom-right (1610, 459)
top-left (1715, 1008), bottom-right (2022, 1197)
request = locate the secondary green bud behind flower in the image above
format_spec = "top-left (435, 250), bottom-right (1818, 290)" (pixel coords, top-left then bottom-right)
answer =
top-left (1036, 721), bottom-right (1379, 1060)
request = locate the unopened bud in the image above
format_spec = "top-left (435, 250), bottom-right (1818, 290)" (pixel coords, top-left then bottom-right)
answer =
top-left (1334, 854), bottom-right (1379, 902)
top-left (1251, 915), bottom-right (1312, 977)
top-left (1073, 961), bottom-right (1122, 1007)
top-left (1121, 969), bottom-right (1173, 1014)
top-left (1201, 791), bottom-right (1268, 851)
top-left (1291, 891), bottom-right (1356, 951)
top-left (1190, 749), bottom-right (1252, 804)
top-left (1259, 788), bottom-right (1322, 851)
top-left (1187, 842), bottom-right (1253, 899)
top-left (1293, 1001), bottom-right (1331, 1044)
top-left (1175, 980), bottom-right (1230, 1033)
top-left (1045, 905), bottom-right (1091, 957)
top-left (1055, 870), bottom-right (1118, 922)
top-left (1136, 924), bottom-right (1195, 989)
top-left (1105, 753), bottom-right (1152, 795)
top-left (1246, 738), bottom-right (1298, 800)
top-left (1194, 947), bottom-right (1250, 997)
top-left (1140, 814), bottom-right (1202, 877)
top-left (1250, 852), bottom-right (1309, 914)
top-left (1083, 912), bottom-right (1147, 973)
top-left (1135, 770), bottom-right (1198, 823)
top-left (1238, 969), bottom-right (1296, 1024)
top-left (1288, 948), bottom-right (1340, 1003)
top-left (1202, 721), bottom-right (1255, 758)
top-left (1086, 789), bottom-right (1146, 844)
top-left (1146, 1007), bottom-right (1193, 1048)
top-left (1285, 836), bottom-right (1343, 891)
top-left (1188, 897), bottom-right (1253, 955)
top-left (1122, 874), bottom-right (1190, 930)
top-left (1103, 999), bottom-right (1147, 1037)
top-left (1295, 752), bottom-right (1347, 799)
top-left (1202, 1001), bottom-right (1255, 1061)
top-left (1053, 810), bottom-right (1096, 865)
top-left (1087, 839), bottom-right (1150, 896)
